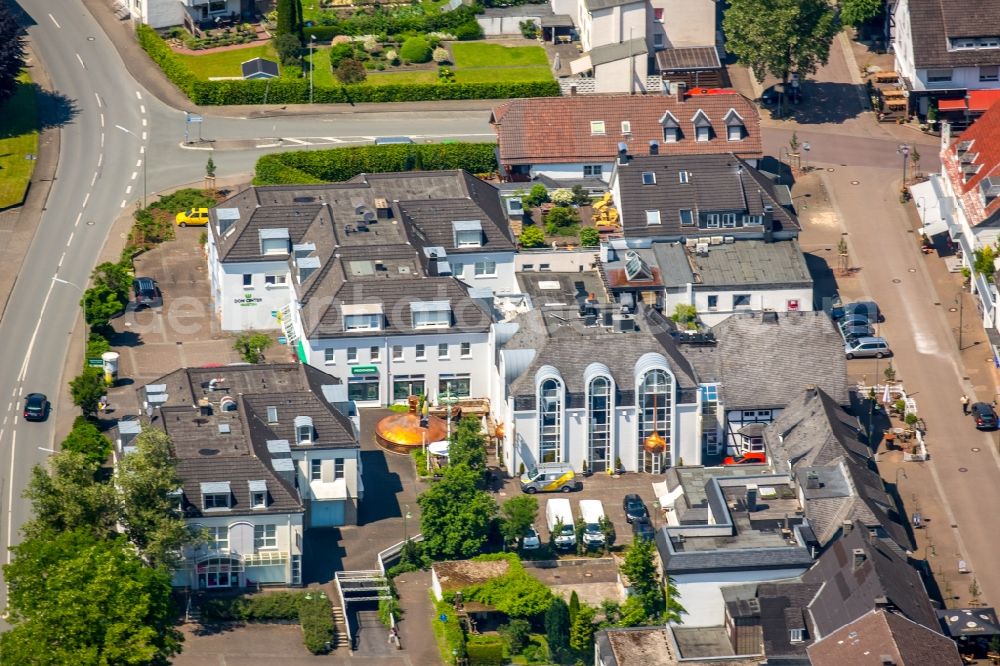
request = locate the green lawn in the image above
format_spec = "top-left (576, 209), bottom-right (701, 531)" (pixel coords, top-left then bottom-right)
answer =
top-left (450, 42), bottom-right (549, 68)
top-left (176, 43), bottom-right (277, 79)
top-left (455, 66), bottom-right (552, 83)
top-left (365, 69), bottom-right (440, 85)
top-left (0, 72), bottom-right (40, 209)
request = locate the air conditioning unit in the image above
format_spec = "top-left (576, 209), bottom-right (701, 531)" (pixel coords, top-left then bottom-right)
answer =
top-left (723, 236), bottom-right (735, 244)
top-left (685, 238), bottom-right (699, 248)
top-left (695, 243), bottom-right (709, 256)
top-left (710, 236), bottom-right (724, 245)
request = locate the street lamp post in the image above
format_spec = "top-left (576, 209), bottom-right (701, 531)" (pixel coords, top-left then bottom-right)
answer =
top-left (898, 144), bottom-right (910, 189)
top-left (402, 504), bottom-right (412, 545)
top-left (309, 34), bottom-right (317, 105)
top-left (52, 276), bottom-right (88, 352)
top-left (957, 291), bottom-right (965, 351)
top-left (115, 124), bottom-right (147, 208)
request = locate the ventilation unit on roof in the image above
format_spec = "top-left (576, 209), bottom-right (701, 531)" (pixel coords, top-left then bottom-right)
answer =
top-left (695, 243), bottom-right (709, 256)
top-left (293, 196), bottom-right (316, 203)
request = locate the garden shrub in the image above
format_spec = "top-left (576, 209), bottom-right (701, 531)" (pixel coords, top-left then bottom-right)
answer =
top-left (304, 4), bottom-right (481, 40)
top-left (329, 41), bottom-right (356, 67)
top-left (300, 593), bottom-right (335, 654)
top-left (544, 206), bottom-right (580, 236)
top-left (200, 592), bottom-right (304, 622)
top-left (466, 637), bottom-right (504, 666)
top-left (432, 597), bottom-right (467, 663)
top-left (432, 46), bottom-right (450, 63)
top-left (519, 225), bottom-right (545, 248)
top-left (522, 183), bottom-right (549, 206)
top-left (335, 58), bottom-right (368, 84)
top-left (499, 618), bottom-right (531, 655)
top-left (579, 227), bottom-right (600, 247)
top-left (272, 33), bottom-right (303, 66)
top-left (452, 20), bottom-right (483, 40)
top-left (463, 557), bottom-right (552, 618)
top-left (400, 36), bottom-right (432, 63)
top-left (254, 143), bottom-right (497, 185)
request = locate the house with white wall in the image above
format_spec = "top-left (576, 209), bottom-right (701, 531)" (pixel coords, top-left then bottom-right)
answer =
top-left (490, 90), bottom-right (761, 184)
top-left (891, 0), bottom-right (1000, 116)
top-left (129, 0), bottom-right (247, 30)
top-left (128, 363), bottom-right (361, 589)
top-left (206, 171), bottom-right (517, 332)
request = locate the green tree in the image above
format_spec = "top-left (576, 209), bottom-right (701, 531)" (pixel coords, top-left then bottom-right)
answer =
top-left (620, 538), bottom-right (663, 620)
top-left (82, 283), bottom-right (124, 329)
top-left (334, 58), bottom-right (367, 84)
top-left (465, 559), bottom-right (553, 618)
top-left (206, 156), bottom-right (217, 178)
top-left (233, 331), bottom-right (273, 363)
top-left (61, 416), bottom-right (113, 467)
top-left (400, 37), bottom-right (433, 63)
top-left (449, 416), bottom-right (488, 473)
top-left (418, 464), bottom-right (497, 559)
top-left (545, 206), bottom-right (580, 236)
top-left (70, 366), bottom-right (106, 416)
top-left (579, 227), bottom-right (600, 247)
top-left (0, 530), bottom-right (181, 665)
top-left (664, 575), bottom-right (685, 624)
top-left (275, 0), bottom-right (296, 35)
top-left (21, 451), bottom-right (116, 540)
top-left (0, 3), bottom-right (26, 105)
top-left (545, 596), bottom-right (572, 664)
top-left (519, 225), bottom-right (546, 248)
top-left (329, 42), bottom-right (356, 68)
top-left (569, 590), bottom-right (580, 624)
top-left (92, 261), bottom-right (132, 304)
top-left (569, 603), bottom-right (597, 654)
top-left (975, 245), bottom-right (997, 278)
top-left (523, 183), bottom-right (550, 207)
top-left (671, 303), bottom-right (698, 329)
top-left (115, 428), bottom-right (194, 569)
top-left (724, 0), bottom-right (838, 111)
top-left (272, 32), bottom-right (302, 67)
top-left (571, 184), bottom-right (591, 206)
top-left (499, 618), bottom-right (531, 655)
top-left (499, 494), bottom-right (538, 550)
top-left (841, 0), bottom-right (882, 26)
top-left (599, 515), bottom-right (616, 553)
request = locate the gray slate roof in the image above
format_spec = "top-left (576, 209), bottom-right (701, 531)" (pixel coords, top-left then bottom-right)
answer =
top-left (653, 239), bottom-right (812, 289)
top-left (396, 197), bottom-right (515, 254)
top-left (657, 536), bottom-right (814, 574)
top-left (756, 581), bottom-right (822, 658)
top-left (588, 38), bottom-right (648, 67)
top-left (803, 525), bottom-right (940, 636)
top-left (695, 311), bottom-right (848, 410)
top-left (656, 46), bottom-right (722, 71)
top-left (906, 0), bottom-right (1000, 69)
top-left (613, 154), bottom-right (798, 239)
top-left (808, 609), bottom-right (961, 666)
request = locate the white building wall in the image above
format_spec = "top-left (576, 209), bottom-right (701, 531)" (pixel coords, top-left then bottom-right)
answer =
top-left (175, 512), bottom-right (304, 588)
top-left (672, 570), bottom-right (808, 626)
top-left (892, 0), bottom-right (915, 86)
top-left (515, 249), bottom-right (600, 273)
top-left (529, 162), bottom-right (616, 183)
top-left (656, 0), bottom-right (714, 48)
top-left (303, 332), bottom-right (491, 406)
top-left (135, 0), bottom-right (186, 28)
top-left (594, 57), bottom-right (649, 94)
top-left (914, 66), bottom-right (1000, 92)
top-left (587, 4), bottom-right (646, 49)
top-left (217, 261), bottom-right (291, 331)
top-left (552, 0), bottom-right (575, 18)
top-left (666, 286), bottom-right (814, 327)
top-left (449, 251), bottom-right (518, 294)
top-left (675, 401), bottom-right (701, 466)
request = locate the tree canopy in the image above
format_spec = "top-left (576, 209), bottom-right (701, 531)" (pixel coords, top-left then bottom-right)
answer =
top-left (418, 464), bottom-right (497, 559)
top-left (723, 0), bottom-right (839, 87)
top-left (0, 529), bottom-right (182, 665)
top-left (22, 451), bottom-right (116, 540)
top-left (448, 416), bottom-right (488, 474)
top-left (70, 367), bottom-right (106, 416)
top-left (115, 428), bottom-right (194, 569)
top-left (840, 0), bottom-right (882, 26)
top-left (545, 597), bottom-right (571, 664)
top-left (61, 416), bottom-right (113, 467)
top-left (618, 538), bottom-right (686, 624)
top-left (499, 494), bottom-right (538, 551)
top-left (0, 3), bottom-right (25, 105)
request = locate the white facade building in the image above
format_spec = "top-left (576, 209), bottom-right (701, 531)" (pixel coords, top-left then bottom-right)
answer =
top-left (130, 0), bottom-right (243, 29)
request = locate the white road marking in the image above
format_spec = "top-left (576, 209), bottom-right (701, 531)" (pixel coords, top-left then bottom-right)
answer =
top-left (100, 132), bottom-right (104, 148)
top-left (66, 232), bottom-right (74, 246)
top-left (48, 13), bottom-right (60, 28)
top-left (135, 91), bottom-right (142, 100)
top-left (58, 252), bottom-right (65, 267)
top-left (120, 200), bottom-right (126, 208)
top-left (94, 92), bottom-right (101, 108)
top-left (141, 132), bottom-right (147, 141)
top-left (136, 159), bottom-right (141, 167)
top-left (131, 171), bottom-right (138, 180)
top-left (283, 138), bottom-right (309, 145)
top-left (6, 430), bottom-right (16, 563)
top-left (100, 113), bottom-right (104, 128)
top-left (98, 153), bottom-right (103, 168)
top-left (19, 278), bottom-right (57, 383)
top-left (18, 388), bottom-right (22, 398)
top-left (141, 118), bottom-right (147, 127)
top-left (140, 105), bottom-right (146, 114)
top-left (125, 185), bottom-right (132, 194)
top-left (75, 53), bottom-right (85, 69)
top-left (74, 212), bottom-right (82, 227)
top-left (2, 416), bottom-right (7, 425)
top-left (82, 192), bottom-right (89, 208)
top-left (91, 172), bottom-right (97, 187)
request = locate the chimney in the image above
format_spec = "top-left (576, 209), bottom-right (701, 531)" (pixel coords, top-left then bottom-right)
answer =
top-left (675, 81), bottom-right (687, 103)
top-left (762, 311), bottom-right (778, 324)
top-left (805, 471), bottom-right (821, 490)
top-left (940, 120), bottom-right (951, 152)
top-left (843, 520), bottom-right (854, 534)
top-left (617, 142), bottom-right (629, 166)
top-left (762, 204), bottom-right (775, 243)
top-left (852, 548), bottom-right (867, 571)
top-left (745, 484), bottom-right (758, 512)
top-left (649, 140), bottom-right (659, 155)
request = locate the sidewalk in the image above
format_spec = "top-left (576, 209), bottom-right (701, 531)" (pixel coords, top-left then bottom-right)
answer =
top-left (394, 570), bottom-right (443, 666)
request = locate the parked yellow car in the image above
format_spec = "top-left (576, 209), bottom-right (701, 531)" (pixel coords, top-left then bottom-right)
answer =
top-left (175, 208), bottom-right (209, 227)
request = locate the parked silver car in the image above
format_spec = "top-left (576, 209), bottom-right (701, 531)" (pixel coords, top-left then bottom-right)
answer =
top-left (844, 336), bottom-right (890, 359)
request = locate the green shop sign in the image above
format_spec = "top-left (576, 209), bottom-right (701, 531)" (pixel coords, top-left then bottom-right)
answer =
top-left (351, 365), bottom-right (379, 376)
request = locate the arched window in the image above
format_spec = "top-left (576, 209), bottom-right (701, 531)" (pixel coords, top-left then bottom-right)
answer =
top-left (638, 369), bottom-right (673, 473)
top-left (587, 376), bottom-right (612, 472)
top-left (539, 378), bottom-right (563, 463)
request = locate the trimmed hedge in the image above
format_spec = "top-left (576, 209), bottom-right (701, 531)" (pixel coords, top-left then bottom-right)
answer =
top-left (432, 597), bottom-right (467, 663)
top-left (467, 639), bottom-right (504, 666)
top-left (304, 5), bottom-right (482, 38)
top-left (254, 142), bottom-right (497, 185)
top-left (300, 594), bottom-right (335, 654)
top-left (200, 592), bottom-right (304, 622)
top-left (136, 24), bottom-right (557, 105)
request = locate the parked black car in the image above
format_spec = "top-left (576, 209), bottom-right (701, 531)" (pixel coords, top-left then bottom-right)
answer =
top-left (23, 393), bottom-right (49, 422)
top-left (972, 402), bottom-right (998, 430)
top-left (842, 300), bottom-right (883, 323)
top-left (840, 323), bottom-right (875, 341)
top-left (631, 517), bottom-right (655, 542)
top-left (622, 494), bottom-right (649, 524)
top-left (132, 277), bottom-right (163, 308)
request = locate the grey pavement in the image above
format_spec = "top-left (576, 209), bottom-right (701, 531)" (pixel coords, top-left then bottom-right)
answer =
top-left (394, 570), bottom-right (443, 666)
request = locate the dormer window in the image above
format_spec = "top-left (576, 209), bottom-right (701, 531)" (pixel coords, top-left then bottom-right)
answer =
top-left (590, 120), bottom-right (606, 135)
top-left (249, 480), bottom-right (268, 509)
top-left (789, 628), bottom-right (804, 643)
top-left (452, 220), bottom-right (483, 248)
top-left (342, 303), bottom-right (383, 331)
top-left (641, 171), bottom-right (656, 185)
top-left (294, 415), bottom-right (314, 445)
top-left (724, 109), bottom-right (746, 141)
top-left (692, 110), bottom-right (712, 142)
top-left (411, 300), bottom-right (451, 328)
top-left (259, 228), bottom-right (290, 255)
top-left (201, 481), bottom-right (232, 510)
top-left (660, 110), bottom-right (680, 143)
top-left (679, 171), bottom-right (689, 184)
top-left (980, 176), bottom-right (1000, 205)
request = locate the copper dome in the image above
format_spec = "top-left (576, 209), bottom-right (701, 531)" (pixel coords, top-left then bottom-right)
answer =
top-left (643, 431), bottom-right (666, 454)
top-left (375, 396), bottom-right (448, 454)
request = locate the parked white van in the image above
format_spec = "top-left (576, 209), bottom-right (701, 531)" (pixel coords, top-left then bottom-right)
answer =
top-left (579, 500), bottom-right (606, 547)
top-left (546, 498), bottom-right (576, 549)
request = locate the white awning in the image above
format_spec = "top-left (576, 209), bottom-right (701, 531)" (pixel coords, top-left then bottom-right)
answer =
top-left (911, 179), bottom-right (948, 236)
top-left (310, 478), bottom-right (348, 500)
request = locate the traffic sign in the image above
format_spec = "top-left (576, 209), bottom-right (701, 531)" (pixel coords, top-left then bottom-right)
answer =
top-left (439, 614), bottom-right (448, 623)
top-left (87, 358), bottom-right (104, 367)
top-left (186, 113), bottom-right (204, 124)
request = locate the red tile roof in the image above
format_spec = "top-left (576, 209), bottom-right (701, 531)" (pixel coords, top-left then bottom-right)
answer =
top-left (490, 91), bottom-right (762, 166)
top-left (942, 101), bottom-right (1000, 226)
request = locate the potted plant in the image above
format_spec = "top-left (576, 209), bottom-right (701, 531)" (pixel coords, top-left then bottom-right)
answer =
top-left (581, 460), bottom-right (591, 477)
top-left (893, 399), bottom-right (906, 416)
top-left (614, 456), bottom-right (624, 475)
